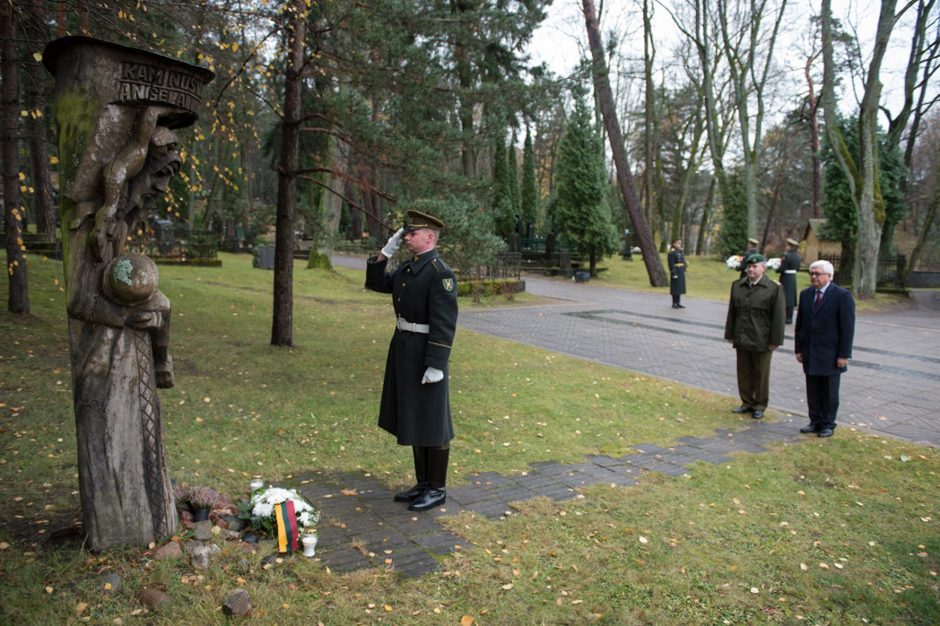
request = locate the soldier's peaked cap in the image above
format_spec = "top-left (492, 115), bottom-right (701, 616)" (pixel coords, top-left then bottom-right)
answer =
top-left (406, 209), bottom-right (444, 231)
top-left (786, 238), bottom-right (799, 246)
top-left (747, 237), bottom-right (759, 245)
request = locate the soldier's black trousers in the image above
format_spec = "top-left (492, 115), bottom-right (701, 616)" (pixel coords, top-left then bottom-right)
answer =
top-left (412, 445), bottom-right (449, 489)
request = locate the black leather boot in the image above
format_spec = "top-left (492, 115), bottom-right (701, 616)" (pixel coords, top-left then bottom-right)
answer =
top-left (394, 446), bottom-right (428, 502)
top-left (409, 447), bottom-right (448, 511)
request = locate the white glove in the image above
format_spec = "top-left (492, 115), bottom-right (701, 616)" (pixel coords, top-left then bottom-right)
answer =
top-left (381, 228), bottom-right (404, 258)
top-left (421, 367), bottom-right (444, 384)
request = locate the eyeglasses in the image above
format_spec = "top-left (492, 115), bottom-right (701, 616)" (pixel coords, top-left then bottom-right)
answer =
top-left (808, 271), bottom-right (826, 276)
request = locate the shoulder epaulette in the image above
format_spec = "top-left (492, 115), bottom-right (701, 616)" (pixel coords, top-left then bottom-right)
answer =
top-left (431, 258), bottom-right (451, 274)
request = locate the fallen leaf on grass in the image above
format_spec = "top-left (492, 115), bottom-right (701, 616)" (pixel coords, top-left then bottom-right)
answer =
top-left (75, 602), bottom-right (88, 615)
top-left (461, 616), bottom-right (474, 626)
top-left (800, 563), bottom-right (808, 571)
top-left (341, 488), bottom-right (358, 496)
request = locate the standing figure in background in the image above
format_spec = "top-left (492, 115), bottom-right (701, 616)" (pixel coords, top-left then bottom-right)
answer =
top-left (740, 238), bottom-right (760, 279)
top-left (668, 238), bottom-right (687, 309)
top-left (724, 254), bottom-right (786, 420)
top-left (365, 209), bottom-right (458, 512)
top-left (795, 260), bottom-right (855, 438)
top-left (777, 238), bottom-right (802, 324)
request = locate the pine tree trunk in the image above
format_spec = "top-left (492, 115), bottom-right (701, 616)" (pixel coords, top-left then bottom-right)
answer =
top-left (582, 0), bottom-right (666, 287)
top-left (271, 0), bottom-right (306, 347)
top-left (2, 3), bottom-right (29, 313)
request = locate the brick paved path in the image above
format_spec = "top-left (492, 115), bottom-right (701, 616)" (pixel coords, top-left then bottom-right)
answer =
top-left (300, 421), bottom-right (800, 577)
top-left (321, 256), bottom-right (940, 577)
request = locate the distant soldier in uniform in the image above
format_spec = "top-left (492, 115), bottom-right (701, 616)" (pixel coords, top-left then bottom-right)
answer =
top-left (365, 209), bottom-right (458, 512)
top-left (740, 237), bottom-right (759, 279)
top-left (668, 238), bottom-right (687, 309)
top-left (776, 238), bottom-right (802, 324)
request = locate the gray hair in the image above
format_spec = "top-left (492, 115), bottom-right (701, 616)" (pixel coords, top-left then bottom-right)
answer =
top-left (809, 260), bottom-right (834, 276)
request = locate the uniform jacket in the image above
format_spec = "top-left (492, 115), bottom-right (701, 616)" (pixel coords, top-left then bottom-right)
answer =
top-left (724, 273), bottom-right (786, 352)
top-left (668, 248), bottom-right (686, 295)
top-left (776, 250), bottom-right (802, 308)
top-left (794, 282), bottom-right (855, 376)
top-left (365, 249), bottom-right (458, 446)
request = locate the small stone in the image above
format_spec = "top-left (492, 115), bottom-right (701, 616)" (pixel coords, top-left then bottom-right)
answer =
top-left (192, 520), bottom-right (214, 541)
top-left (102, 573), bottom-right (121, 594)
top-left (189, 545), bottom-right (211, 570)
top-left (153, 541), bottom-right (182, 560)
top-left (139, 587), bottom-right (171, 610)
top-left (222, 589), bottom-right (252, 616)
top-left (220, 514), bottom-right (246, 531)
top-left (242, 532), bottom-right (258, 544)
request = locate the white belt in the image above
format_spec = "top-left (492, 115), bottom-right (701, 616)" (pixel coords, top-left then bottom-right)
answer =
top-left (784, 270), bottom-right (797, 274)
top-left (396, 318), bottom-right (429, 334)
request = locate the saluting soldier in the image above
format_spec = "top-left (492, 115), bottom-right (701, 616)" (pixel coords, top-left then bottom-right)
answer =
top-left (776, 238), bottom-right (802, 324)
top-left (668, 238), bottom-right (687, 309)
top-left (365, 209), bottom-right (458, 512)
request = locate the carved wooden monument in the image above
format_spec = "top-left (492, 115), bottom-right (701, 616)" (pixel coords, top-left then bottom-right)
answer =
top-left (43, 37), bottom-right (213, 549)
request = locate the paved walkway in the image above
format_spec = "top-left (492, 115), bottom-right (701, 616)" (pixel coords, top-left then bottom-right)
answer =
top-left (457, 274), bottom-right (940, 447)
top-left (300, 420), bottom-right (801, 577)
top-left (316, 255), bottom-right (939, 577)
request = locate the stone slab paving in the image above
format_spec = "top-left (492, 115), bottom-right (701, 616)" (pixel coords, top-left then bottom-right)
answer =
top-left (296, 422), bottom-right (802, 578)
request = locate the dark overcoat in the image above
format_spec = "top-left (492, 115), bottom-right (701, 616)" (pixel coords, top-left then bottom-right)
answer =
top-left (794, 283), bottom-right (855, 376)
top-left (724, 274), bottom-right (786, 351)
top-left (776, 250), bottom-right (802, 308)
top-left (365, 249), bottom-right (458, 446)
top-left (668, 248), bottom-right (686, 295)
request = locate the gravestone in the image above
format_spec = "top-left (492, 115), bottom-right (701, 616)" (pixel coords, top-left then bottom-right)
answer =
top-left (43, 36), bottom-right (213, 549)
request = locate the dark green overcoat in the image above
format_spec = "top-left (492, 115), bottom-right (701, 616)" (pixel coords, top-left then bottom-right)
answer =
top-left (776, 250), bottom-right (802, 308)
top-left (668, 248), bottom-right (686, 295)
top-left (365, 249), bottom-right (458, 446)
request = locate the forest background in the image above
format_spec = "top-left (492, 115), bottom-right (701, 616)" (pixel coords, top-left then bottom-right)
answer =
top-left (2, 0), bottom-right (939, 333)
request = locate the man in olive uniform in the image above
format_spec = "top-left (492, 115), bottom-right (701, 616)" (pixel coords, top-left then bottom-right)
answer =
top-left (667, 238), bottom-right (687, 309)
top-left (365, 209), bottom-right (458, 512)
top-left (724, 254), bottom-right (786, 419)
top-left (776, 238), bottom-right (802, 324)
top-left (740, 237), bottom-right (760, 279)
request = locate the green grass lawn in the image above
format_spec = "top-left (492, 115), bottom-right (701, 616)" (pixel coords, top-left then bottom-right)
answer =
top-left (1, 252), bottom-right (938, 624)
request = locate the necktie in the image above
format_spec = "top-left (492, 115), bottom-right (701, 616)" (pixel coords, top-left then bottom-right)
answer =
top-left (814, 290), bottom-right (822, 309)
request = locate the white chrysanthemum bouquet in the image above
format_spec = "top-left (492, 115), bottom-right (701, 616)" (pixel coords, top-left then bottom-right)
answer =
top-left (241, 486), bottom-right (319, 535)
top-left (726, 255), bottom-right (743, 270)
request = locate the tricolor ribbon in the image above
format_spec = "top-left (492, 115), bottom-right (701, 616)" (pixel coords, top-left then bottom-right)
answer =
top-left (274, 500), bottom-right (299, 554)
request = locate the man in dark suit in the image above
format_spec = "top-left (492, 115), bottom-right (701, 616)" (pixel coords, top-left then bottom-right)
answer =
top-left (366, 209), bottom-right (458, 511)
top-left (794, 260), bottom-right (855, 438)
